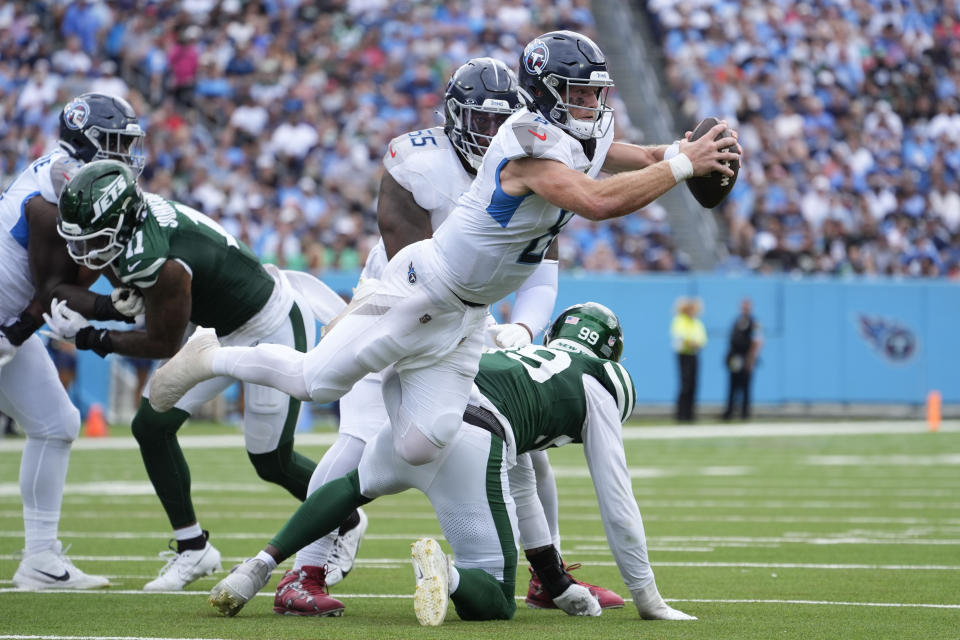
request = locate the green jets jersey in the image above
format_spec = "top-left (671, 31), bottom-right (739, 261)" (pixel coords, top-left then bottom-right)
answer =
top-left (111, 193), bottom-right (274, 336)
top-left (475, 344), bottom-right (636, 453)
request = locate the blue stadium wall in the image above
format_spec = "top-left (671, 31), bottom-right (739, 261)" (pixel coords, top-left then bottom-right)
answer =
top-left (74, 273), bottom-right (960, 413)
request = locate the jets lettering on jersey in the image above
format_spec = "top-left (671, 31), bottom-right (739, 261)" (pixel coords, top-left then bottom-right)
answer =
top-left (92, 174), bottom-right (127, 222)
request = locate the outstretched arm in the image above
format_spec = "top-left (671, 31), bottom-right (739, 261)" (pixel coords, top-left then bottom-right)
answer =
top-left (500, 122), bottom-right (739, 221)
top-left (601, 141), bottom-right (668, 173)
top-left (581, 377), bottom-right (654, 592)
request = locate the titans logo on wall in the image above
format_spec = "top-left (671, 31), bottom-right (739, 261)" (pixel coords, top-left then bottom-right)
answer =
top-left (63, 99), bottom-right (90, 130)
top-left (857, 315), bottom-right (917, 362)
top-left (523, 39), bottom-right (549, 76)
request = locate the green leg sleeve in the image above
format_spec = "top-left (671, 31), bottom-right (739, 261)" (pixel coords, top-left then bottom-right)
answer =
top-left (451, 568), bottom-right (516, 621)
top-left (247, 302), bottom-right (316, 499)
top-left (450, 434), bottom-right (518, 621)
top-left (248, 440), bottom-right (316, 501)
top-left (269, 469), bottom-right (371, 560)
top-left (130, 398), bottom-right (194, 528)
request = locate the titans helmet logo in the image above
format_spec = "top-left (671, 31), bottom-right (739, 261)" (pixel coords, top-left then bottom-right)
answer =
top-left (857, 314), bottom-right (917, 362)
top-left (523, 39), bottom-right (549, 76)
top-left (63, 99), bottom-right (90, 130)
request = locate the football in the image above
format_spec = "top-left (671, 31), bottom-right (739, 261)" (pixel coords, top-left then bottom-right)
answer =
top-left (685, 116), bottom-right (739, 208)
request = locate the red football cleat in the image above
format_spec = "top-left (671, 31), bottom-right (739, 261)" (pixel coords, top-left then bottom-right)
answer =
top-left (526, 563), bottom-right (625, 610)
top-left (273, 566), bottom-right (345, 617)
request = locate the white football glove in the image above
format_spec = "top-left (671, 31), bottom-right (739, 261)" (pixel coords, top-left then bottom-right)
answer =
top-left (42, 298), bottom-right (91, 342)
top-left (0, 330), bottom-right (16, 367)
top-left (487, 323), bottom-right (532, 349)
top-left (111, 287), bottom-right (145, 317)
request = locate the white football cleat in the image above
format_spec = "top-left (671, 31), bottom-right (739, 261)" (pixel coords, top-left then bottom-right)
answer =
top-left (410, 537), bottom-right (450, 627)
top-left (149, 328), bottom-right (220, 413)
top-left (631, 582), bottom-right (697, 620)
top-left (209, 557), bottom-right (273, 617)
top-left (13, 541), bottom-right (109, 590)
top-left (324, 508), bottom-right (368, 586)
top-left (554, 582), bottom-right (602, 616)
top-left (143, 539), bottom-right (222, 591)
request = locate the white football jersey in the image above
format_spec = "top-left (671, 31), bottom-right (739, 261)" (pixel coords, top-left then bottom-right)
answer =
top-left (431, 109), bottom-right (614, 305)
top-left (361, 126), bottom-right (474, 281)
top-left (0, 149), bottom-right (82, 323)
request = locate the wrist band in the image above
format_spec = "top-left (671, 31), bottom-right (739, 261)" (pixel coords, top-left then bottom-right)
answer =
top-left (76, 326), bottom-right (114, 358)
top-left (664, 141), bottom-right (681, 160)
top-left (668, 153), bottom-right (694, 182)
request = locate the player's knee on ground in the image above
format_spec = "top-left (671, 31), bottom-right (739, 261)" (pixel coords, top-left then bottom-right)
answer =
top-left (131, 398), bottom-right (189, 446)
top-left (247, 440), bottom-right (314, 500)
top-left (451, 567), bottom-right (516, 621)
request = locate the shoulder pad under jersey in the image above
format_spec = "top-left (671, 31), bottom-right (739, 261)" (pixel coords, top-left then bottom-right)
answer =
top-left (504, 111), bottom-right (583, 168)
top-left (383, 127), bottom-right (466, 212)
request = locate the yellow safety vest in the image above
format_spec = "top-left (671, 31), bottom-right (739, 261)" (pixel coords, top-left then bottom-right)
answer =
top-left (671, 314), bottom-right (707, 355)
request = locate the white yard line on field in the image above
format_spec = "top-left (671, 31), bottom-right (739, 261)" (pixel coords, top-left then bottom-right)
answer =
top-left (0, 636), bottom-right (235, 640)
top-left (0, 421), bottom-right (956, 454)
top-left (0, 591), bottom-right (956, 610)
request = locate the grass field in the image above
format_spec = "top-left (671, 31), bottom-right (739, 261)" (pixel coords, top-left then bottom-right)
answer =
top-left (1, 419), bottom-right (958, 640)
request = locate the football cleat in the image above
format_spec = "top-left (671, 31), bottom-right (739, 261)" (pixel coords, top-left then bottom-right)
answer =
top-left (273, 566), bottom-right (345, 616)
top-left (209, 557), bottom-right (272, 617)
top-left (410, 537), bottom-right (450, 627)
top-left (631, 582), bottom-right (697, 620)
top-left (148, 328), bottom-right (220, 413)
top-left (324, 508), bottom-right (368, 587)
top-left (143, 537), bottom-right (222, 591)
top-left (553, 582), bottom-right (601, 616)
top-left (526, 563), bottom-right (625, 610)
top-left (13, 541), bottom-right (109, 590)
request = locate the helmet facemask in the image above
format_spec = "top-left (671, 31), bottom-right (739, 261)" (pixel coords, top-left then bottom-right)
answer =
top-left (59, 203), bottom-right (140, 270)
top-left (446, 96), bottom-right (518, 169)
top-left (89, 126), bottom-right (146, 176)
top-left (57, 160), bottom-right (145, 270)
top-left (542, 72), bottom-right (614, 140)
top-left (59, 94), bottom-right (146, 175)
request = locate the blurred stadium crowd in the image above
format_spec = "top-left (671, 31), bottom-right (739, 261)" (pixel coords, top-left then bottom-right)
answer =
top-left (1, 0), bottom-right (958, 278)
top-left (648, 0), bottom-right (960, 277)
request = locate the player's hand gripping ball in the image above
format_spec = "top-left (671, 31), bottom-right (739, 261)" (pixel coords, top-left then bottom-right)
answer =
top-left (686, 116), bottom-right (740, 208)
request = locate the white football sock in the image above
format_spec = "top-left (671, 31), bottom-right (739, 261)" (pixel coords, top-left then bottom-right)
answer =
top-left (294, 434), bottom-right (366, 570)
top-left (174, 523), bottom-right (204, 541)
top-left (21, 436), bottom-right (71, 555)
top-left (213, 344), bottom-right (310, 401)
top-left (448, 565), bottom-right (460, 595)
top-left (255, 550), bottom-right (278, 572)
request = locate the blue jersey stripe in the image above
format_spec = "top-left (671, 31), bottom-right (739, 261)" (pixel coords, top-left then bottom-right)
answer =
top-left (486, 158), bottom-right (528, 228)
top-left (9, 190), bottom-right (39, 249)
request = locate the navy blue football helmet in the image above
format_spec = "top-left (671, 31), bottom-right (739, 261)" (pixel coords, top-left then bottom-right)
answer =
top-left (443, 57), bottom-right (521, 170)
top-left (518, 31), bottom-right (614, 140)
top-left (59, 93), bottom-right (145, 175)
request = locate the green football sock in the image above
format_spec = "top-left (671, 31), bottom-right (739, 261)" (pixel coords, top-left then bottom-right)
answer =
top-left (248, 440), bottom-right (316, 501)
top-left (451, 567), bottom-right (516, 621)
top-left (269, 469), bottom-right (370, 560)
top-left (130, 398), bottom-right (194, 528)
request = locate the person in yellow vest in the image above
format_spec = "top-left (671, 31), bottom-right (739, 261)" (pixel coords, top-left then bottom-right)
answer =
top-left (670, 297), bottom-right (707, 422)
